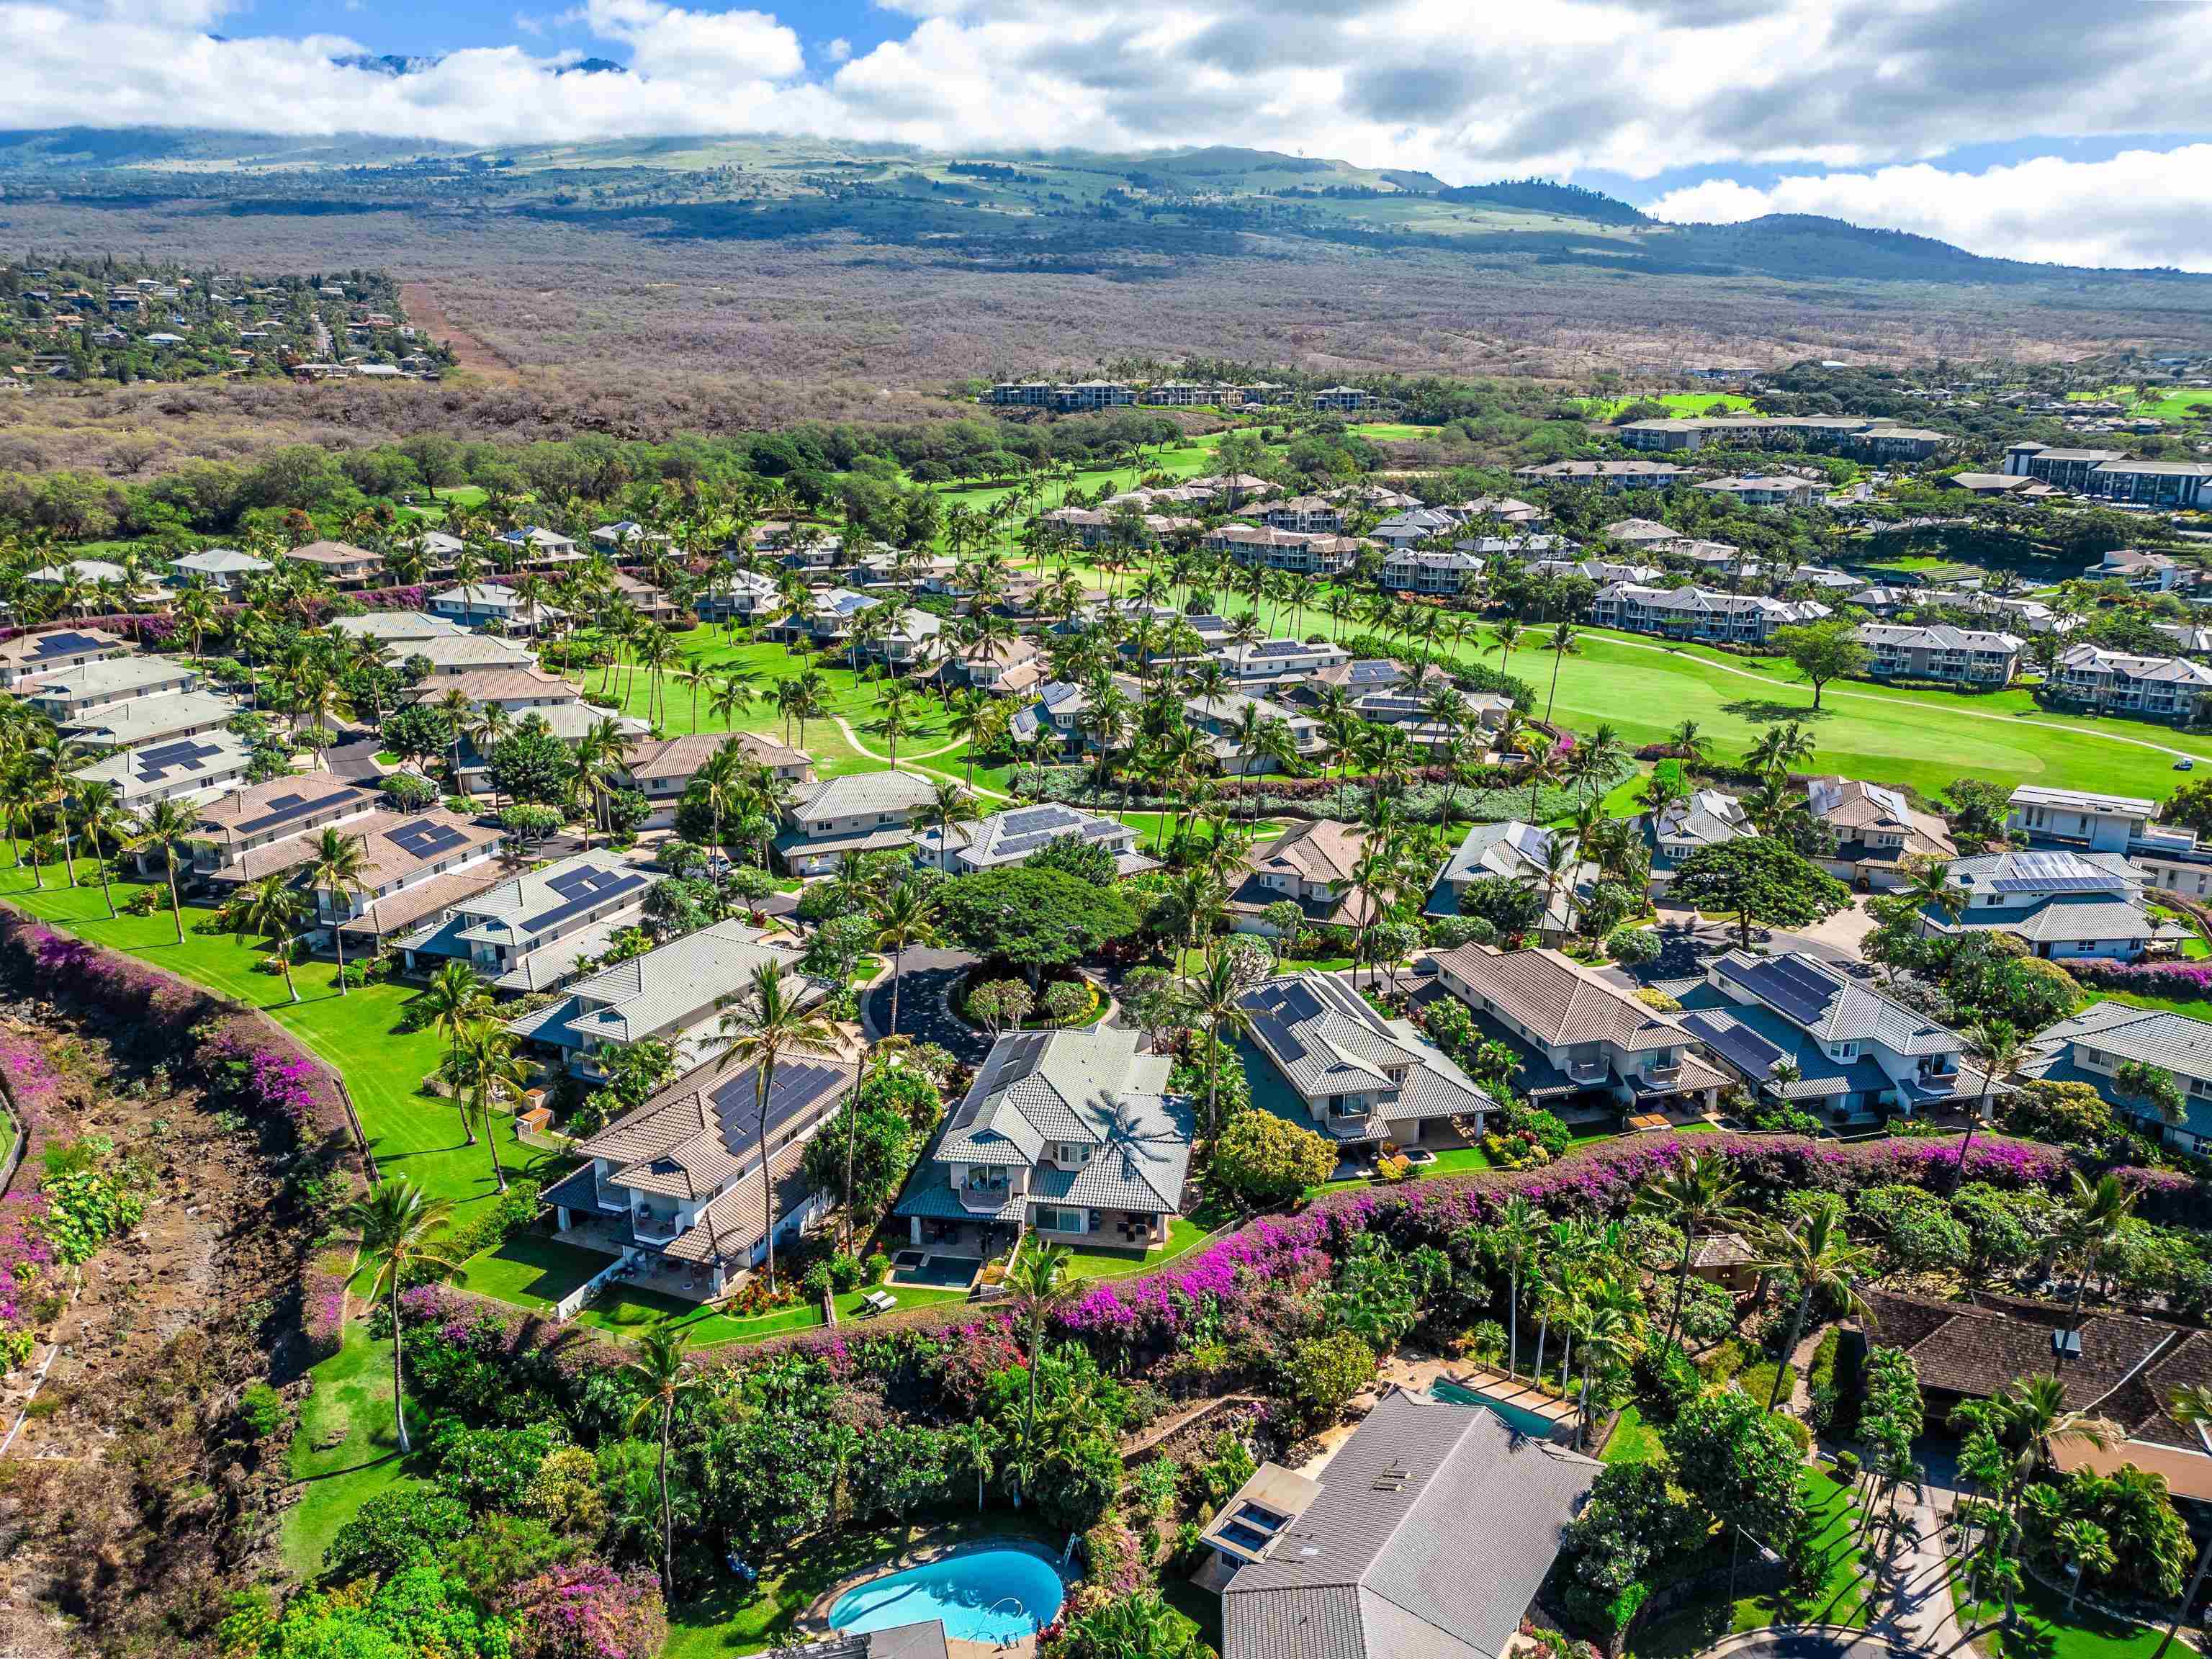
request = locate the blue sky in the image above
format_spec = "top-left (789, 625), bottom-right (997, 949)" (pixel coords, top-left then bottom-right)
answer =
top-left (12, 0), bottom-right (2212, 269)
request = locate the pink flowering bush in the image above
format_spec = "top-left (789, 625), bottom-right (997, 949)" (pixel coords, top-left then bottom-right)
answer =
top-left (2070, 961), bottom-right (2212, 998)
top-left (503, 1563), bottom-right (667, 1659)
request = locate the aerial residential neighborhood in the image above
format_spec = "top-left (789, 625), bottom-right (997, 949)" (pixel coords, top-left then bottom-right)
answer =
top-left (12, 32), bottom-right (2212, 1659)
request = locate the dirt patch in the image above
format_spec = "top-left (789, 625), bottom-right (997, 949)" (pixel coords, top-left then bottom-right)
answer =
top-left (0, 1000), bottom-right (320, 1659)
top-left (400, 279), bottom-right (516, 379)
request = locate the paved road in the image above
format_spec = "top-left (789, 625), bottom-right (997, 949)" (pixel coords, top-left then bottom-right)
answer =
top-left (860, 945), bottom-right (991, 1063)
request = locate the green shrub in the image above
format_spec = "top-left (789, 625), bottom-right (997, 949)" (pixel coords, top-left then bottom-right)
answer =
top-left (1771, 1413), bottom-right (1813, 1455)
top-left (1806, 1328), bottom-right (1843, 1434)
top-left (238, 1381), bottom-right (288, 1439)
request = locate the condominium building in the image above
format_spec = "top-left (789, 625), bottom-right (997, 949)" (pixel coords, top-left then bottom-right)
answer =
top-left (2047, 644), bottom-right (2212, 721)
top-left (1856, 624), bottom-right (2023, 686)
top-left (1591, 583), bottom-right (1829, 645)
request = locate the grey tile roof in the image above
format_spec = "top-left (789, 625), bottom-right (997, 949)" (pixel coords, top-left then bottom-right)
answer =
top-left (930, 1026), bottom-right (1186, 1210)
top-left (787, 769), bottom-right (939, 822)
top-left (1922, 894), bottom-right (2162, 946)
top-left (2032, 1001), bottom-right (2212, 1086)
top-left (1433, 947), bottom-right (1690, 1050)
top-left (1222, 1389), bottom-right (1599, 1659)
top-left (513, 920), bottom-right (819, 1052)
top-left (1239, 972), bottom-right (1492, 1123)
top-left (1710, 950), bottom-right (1961, 1057)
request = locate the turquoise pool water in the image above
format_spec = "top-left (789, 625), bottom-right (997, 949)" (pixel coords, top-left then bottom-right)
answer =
top-left (1432, 1379), bottom-right (1565, 1440)
top-left (828, 1545), bottom-right (1065, 1643)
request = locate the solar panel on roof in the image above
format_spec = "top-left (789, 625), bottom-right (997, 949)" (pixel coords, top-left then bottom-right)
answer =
top-left (235, 786), bottom-right (365, 837)
top-left (707, 1058), bottom-right (844, 1158)
top-left (1736, 955), bottom-right (1842, 1028)
top-left (519, 867), bottom-right (649, 933)
top-left (135, 737), bottom-right (225, 782)
top-left (387, 819), bottom-right (471, 860)
top-left (1682, 1012), bottom-right (1786, 1080)
top-left (30, 631), bottom-right (104, 657)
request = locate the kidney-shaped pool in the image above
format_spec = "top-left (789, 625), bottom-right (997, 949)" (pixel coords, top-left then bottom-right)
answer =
top-left (827, 1544), bottom-right (1066, 1644)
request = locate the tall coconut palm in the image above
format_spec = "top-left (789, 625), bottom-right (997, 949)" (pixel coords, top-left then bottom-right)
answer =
top-left (1750, 1195), bottom-right (1870, 1412)
top-left (873, 883), bottom-right (940, 1038)
top-left (1540, 621), bottom-right (1579, 723)
top-left (2156, 1385), bottom-right (2212, 1658)
top-left (423, 961), bottom-right (491, 1144)
top-left (949, 1419), bottom-right (998, 1514)
top-left (714, 961), bottom-right (840, 1292)
top-left (927, 778), bottom-right (978, 867)
top-left (338, 1179), bottom-right (460, 1455)
top-left (69, 778), bottom-right (127, 920)
top-left (1957, 1017), bottom-right (2026, 1174)
top-left (622, 1326), bottom-right (698, 1597)
top-left (1005, 1241), bottom-right (1079, 1506)
top-left (452, 1018), bottom-right (526, 1193)
top-left (1185, 943), bottom-right (1255, 1140)
top-left (125, 797), bottom-right (200, 944)
top-left (2055, 1172), bottom-right (2136, 1364)
top-left (1491, 1195), bottom-right (1542, 1378)
top-left (305, 830), bottom-right (372, 994)
top-left (1635, 1150), bottom-right (1750, 1347)
top-left (230, 871), bottom-right (308, 1002)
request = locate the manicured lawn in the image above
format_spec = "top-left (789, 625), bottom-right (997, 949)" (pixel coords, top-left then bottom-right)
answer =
top-left (283, 1326), bottom-right (424, 1576)
top-left (1956, 1563), bottom-right (2189, 1659)
top-left (1601, 1403), bottom-right (1662, 1465)
top-left (462, 1231), bottom-right (971, 1348)
top-left (0, 856), bottom-right (516, 1213)
top-left (2100, 990), bottom-right (2212, 1021)
top-left (1633, 1465), bottom-right (1875, 1656)
top-left (1050, 1214), bottom-right (1214, 1280)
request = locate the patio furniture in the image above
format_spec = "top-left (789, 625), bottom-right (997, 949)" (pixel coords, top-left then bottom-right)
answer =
top-left (863, 1289), bottom-right (898, 1315)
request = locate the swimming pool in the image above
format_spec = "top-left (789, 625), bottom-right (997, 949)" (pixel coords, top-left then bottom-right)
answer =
top-left (827, 1545), bottom-right (1066, 1644)
top-left (1431, 1379), bottom-right (1567, 1441)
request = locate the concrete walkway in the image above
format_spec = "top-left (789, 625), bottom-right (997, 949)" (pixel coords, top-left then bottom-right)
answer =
top-left (1865, 1478), bottom-right (1979, 1659)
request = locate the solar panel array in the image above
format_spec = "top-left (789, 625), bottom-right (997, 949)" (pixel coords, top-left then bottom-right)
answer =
top-left (1730, 953), bottom-right (1842, 1029)
top-left (1681, 1012), bottom-right (1786, 1080)
top-left (708, 1059), bottom-right (843, 1159)
top-left (387, 819), bottom-right (472, 861)
top-left (519, 866), bottom-right (650, 934)
top-left (235, 786), bottom-right (367, 837)
top-left (1989, 850), bottom-right (2123, 895)
top-left (135, 737), bottom-right (225, 782)
top-left (28, 631), bottom-right (107, 659)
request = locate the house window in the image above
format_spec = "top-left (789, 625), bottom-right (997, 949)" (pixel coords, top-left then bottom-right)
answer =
top-left (1035, 1205), bottom-right (1087, 1234)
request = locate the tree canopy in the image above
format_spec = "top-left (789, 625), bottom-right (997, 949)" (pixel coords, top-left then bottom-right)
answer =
top-left (937, 867), bottom-right (1138, 985)
top-left (1669, 838), bottom-right (1848, 948)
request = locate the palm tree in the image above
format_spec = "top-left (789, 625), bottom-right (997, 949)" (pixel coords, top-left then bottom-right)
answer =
top-left (2055, 1172), bottom-right (2136, 1359)
top-left (423, 961), bottom-right (491, 1144)
top-left (1492, 1195), bottom-right (1541, 1378)
top-left (1540, 621), bottom-right (1578, 723)
top-left (873, 883), bottom-right (940, 1038)
top-left (622, 1326), bottom-right (698, 1597)
top-left (453, 1018), bottom-right (526, 1193)
top-left (1958, 1018), bottom-right (2026, 1174)
top-left (714, 962), bottom-right (840, 1293)
top-left (927, 778), bottom-right (978, 868)
top-left (125, 798), bottom-right (199, 944)
top-left (306, 830), bottom-right (372, 994)
top-left (1185, 943), bottom-right (1255, 1140)
top-left (1750, 1195), bottom-right (1870, 1411)
top-left (1635, 1150), bottom-right (1749, 1347)
top-left (69, 779), bottom-right (127, 920)
top-left (1902, 858), bottom-right (1964, 925)
top-left (230, 872), bottom-right (308, 1002)
top-left (1005, 1242), bottom-right (1079, 1506)
top-left (338, 1179), bottom-right (459, 1455)
top-left (949, 1419), bottom-right (998, 1514)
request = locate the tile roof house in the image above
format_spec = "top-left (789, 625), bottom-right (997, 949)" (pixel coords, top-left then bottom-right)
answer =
top-left (1217, 1388), bottom-right (1600, 1659)
top-left (1917, 848), bottom-right (2176, 962)
top-left (914, 802), bottom-right (1156, 877)
top-left (72, 731), bottom-right (256, 809)
top-left (2026, 1001), bottom-right (2212, 1154)
top-left (1861, 1286), bottom-right (2188, 1424)
top-left (281, 540), bottom-right (385, 586)
top-left (1591, 583), bottom-right (1829, 647)
top-left (1238, 972), bottom-right (1493, 1153)
top-left (1182, 691), bottom-right (1325, 776)
top-left (0, 627), bottom-right (126, 690)
top-left (389, 633), bottom-right (541, 677)
top-left (616, 732), bottom-right (814, 829)
top-left (63, 689), bottom-right (242, 752)
top-left (894, 1025), bottom-right (1187, 1252)
top-left (2049, 644), bottom-right (2212, 723)
top-left (1804, 775), bottom-right (1957, 889)
top-left (316, 810), bottom-right (510, 945)
top-left (395, 850), bottom-right (660, 994)
top-left (22, 653), bottom-right (197, 716)
top-left (1679, 950), bottom-right (1981, 1127)
top-left (1600, 518), bottom-right (1684, 548)
top-left (1645, 789), bottom-right (1755, 887)
top-left (508, 918), bottom-right (824, 1079)
top-left (1856, 623), bottom-right (2024, 687)
top-left (186, 775), bottom-right (382, 886)
top-left (775, 769), bottom-right (941, 876)
top-left (1430, 946), bottom-right (1726, 1118)
top-left (1429, 822), bottom-right (1596, 943)
top-left (544, 1048), bottom-right (857, 1302)
top-left (168, 547), bottom-right (271, 590)
top-left (1007, 681), bottom-right (1092, 755)
top-left (1227, 819), bottom-right (1384, 933)
top-left (430, 584), bottom-right (567, 637)
top-left (329, 610), bottom-right (468, 643)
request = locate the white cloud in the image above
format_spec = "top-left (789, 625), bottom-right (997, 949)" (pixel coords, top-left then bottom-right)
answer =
top-left (823, 35), bottom-right (849, 62)
top-left (1650, 146), bottom-right (2212, 272)
top-left (3, 0), bottom-right (2212, 268)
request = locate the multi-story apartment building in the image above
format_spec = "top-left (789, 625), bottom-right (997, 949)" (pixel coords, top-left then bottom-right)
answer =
top-left (2008, 444), bottom-right (2212, 508)
top-left (1619, 415), bottom-right (1944, 457)
top-left (1204, 523), bottom-right (1363, 574)
top-left (397, 850), bottom-right (659, 992)
top-left (1050, 380), bottom-right (1136, 411)
top-left (774, 769), bottom-right (941, 876)
top-left (1238, 495), bottom-right (1345, 534)
top-left (1856, 623), bottom-right (2023, 686)
top-left (187, 775), bottom-right (382, 887)
top-left (1308, 386), bottom-right (1370, 410)
top-left (1183, 691), bottom-right (1325, 775)
top-left (1695, 475), bottom-right (1824, 509)
top-left (22, 654), bottom-right (197, 718)
top-left (1591, 583), bottom-right (1828, 645)
top-left (1379, 548), bottom-right (1484, 595)
top-left (1216, 638), bottom-right (1354, 685)
top-left (2048, 644), bottom-right (2212, 721)
top-left (1511, 459), bottom-right (1686, 490)
top-left (0, 626), bottom-right (126, 691)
